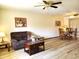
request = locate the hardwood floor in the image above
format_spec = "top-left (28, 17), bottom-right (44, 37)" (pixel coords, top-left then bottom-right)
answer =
top-left (0, 38), bottom-right (79, 59)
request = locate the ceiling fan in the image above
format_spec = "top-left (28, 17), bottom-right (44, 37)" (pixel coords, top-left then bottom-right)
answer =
top-left (35, 0), bottom-right (62, 10)
top-left (67, 13), bottom-right (79, 17)
top-left (73, 13), bottom-right (79, 16)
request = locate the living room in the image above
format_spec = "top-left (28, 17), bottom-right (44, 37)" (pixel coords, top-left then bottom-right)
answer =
top-left (0, 0), bottom-right (79, 59)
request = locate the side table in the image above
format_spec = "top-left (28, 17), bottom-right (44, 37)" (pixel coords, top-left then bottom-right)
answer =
top-left (0, 41), bottom-right (10, 52)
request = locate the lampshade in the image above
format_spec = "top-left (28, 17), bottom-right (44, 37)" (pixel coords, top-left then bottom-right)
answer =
top-left (0, 32), bottom-right (5, 38)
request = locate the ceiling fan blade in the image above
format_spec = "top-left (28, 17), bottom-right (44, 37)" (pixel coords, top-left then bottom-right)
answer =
top-left (43, 0), bottom-right (49, 4)
top-left (34, 5), bottom-right (45, 7)
top-left (51, 6), bottom-right (58, 8)
top-left (74, 14), bottom-right (79, 16)
top-left (52, 2), bottom-right (62, 5)
top-left (43, 7), bottom-right (46, 10)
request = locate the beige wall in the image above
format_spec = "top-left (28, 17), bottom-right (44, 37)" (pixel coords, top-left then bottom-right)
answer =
top-left (64, 17), bottom-right (69, 27)
top-left (0, 7), bottom-right (64, 42)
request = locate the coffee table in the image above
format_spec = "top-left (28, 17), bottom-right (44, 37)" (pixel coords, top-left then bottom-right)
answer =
top-left (24, 40), bottom-right (45, 55)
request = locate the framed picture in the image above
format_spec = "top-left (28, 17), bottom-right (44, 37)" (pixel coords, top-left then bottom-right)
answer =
top-left (15, 17), bottom-right (27, 27)
top-left (55, 21), bottom-right (61, 26)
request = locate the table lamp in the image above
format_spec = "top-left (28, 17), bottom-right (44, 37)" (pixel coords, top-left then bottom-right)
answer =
top-left (0, 32), bottom-right (5, 43)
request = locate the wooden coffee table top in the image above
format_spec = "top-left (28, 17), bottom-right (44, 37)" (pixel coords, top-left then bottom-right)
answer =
top-left (26, 40), bottom-right (44, 45)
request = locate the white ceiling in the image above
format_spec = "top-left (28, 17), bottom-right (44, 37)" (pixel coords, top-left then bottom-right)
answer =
top-left (0, 0), bottom-right (79, 15)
